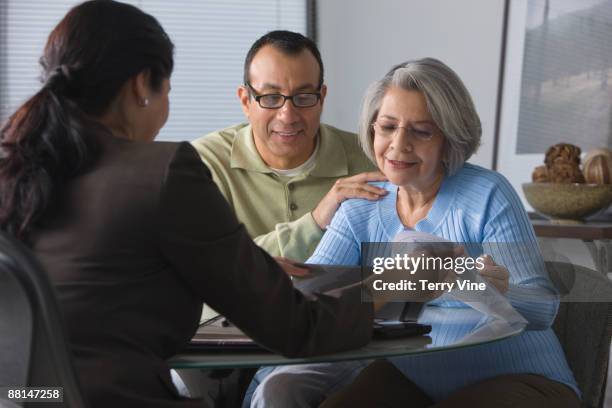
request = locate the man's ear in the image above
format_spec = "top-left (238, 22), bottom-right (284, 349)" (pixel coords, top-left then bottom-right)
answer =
top-left (319, 84), bottom-right (327, 108)
top-left (237, 85), bottom-right (251, 119)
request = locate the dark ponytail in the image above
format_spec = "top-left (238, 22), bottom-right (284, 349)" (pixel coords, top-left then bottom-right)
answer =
top-left (0, 0), bottom-right (174, 242)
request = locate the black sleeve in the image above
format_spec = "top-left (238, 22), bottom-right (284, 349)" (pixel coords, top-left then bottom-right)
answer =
top-left (157, 142), bottom-right (372, 357)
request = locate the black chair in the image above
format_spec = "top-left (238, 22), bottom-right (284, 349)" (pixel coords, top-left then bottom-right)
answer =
top-left (0, 231), bottom-right (88, 408)
top-left (546, 261), bottom-right (612, 408)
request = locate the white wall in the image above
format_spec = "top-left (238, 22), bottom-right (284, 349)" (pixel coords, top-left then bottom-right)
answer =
top-left (318, 0), bottom-right (506, 169)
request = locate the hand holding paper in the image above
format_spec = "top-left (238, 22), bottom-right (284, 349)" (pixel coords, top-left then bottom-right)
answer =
top-left (478, 254), bottom-right (510, 294)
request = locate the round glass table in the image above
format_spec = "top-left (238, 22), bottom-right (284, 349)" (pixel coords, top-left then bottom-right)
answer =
top-left (168, 305), bottom-right (525, 369)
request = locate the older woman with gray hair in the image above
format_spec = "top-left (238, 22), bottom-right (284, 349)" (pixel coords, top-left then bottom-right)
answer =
top-left (243, 58), bottom-right (580, 408)
top-left (358, 58), bottom-right (481, 177)
top-left (314, 58), bottom-right (580, 407)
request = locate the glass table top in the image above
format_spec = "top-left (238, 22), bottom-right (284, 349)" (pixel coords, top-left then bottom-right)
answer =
top-left (168, 305), bottom-right (525, 369)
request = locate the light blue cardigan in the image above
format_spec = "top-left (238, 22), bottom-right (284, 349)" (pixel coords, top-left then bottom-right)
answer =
top-left (307, 163), bottom-right (579, 401)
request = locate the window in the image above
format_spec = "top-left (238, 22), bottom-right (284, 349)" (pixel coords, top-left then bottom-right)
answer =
top-left (0, 0), bottom-right (308, 141)
top-left (515, 0), bottom-right (612, 154)
top-left (497, 0), bottom-right (612, 207)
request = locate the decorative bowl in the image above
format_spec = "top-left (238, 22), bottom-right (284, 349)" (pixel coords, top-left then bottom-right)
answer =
top-left (522, 182), bottom-right (612, 223)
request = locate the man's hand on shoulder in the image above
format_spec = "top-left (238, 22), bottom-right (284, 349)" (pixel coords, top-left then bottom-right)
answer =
top-left (312, 171), bottom-right (388, 229)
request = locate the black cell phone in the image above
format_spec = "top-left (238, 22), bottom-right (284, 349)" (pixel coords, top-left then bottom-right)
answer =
top-left (373, 322), bottom-right (432, 339)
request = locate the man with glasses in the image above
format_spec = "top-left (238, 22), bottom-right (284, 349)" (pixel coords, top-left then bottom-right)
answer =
top-left (192, 30), bottom-right (385, 263)
top-left (191, 30), bottom-right (383, 407)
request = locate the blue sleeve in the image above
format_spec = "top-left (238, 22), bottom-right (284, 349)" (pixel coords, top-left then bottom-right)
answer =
top-left (307, 205), bottom-right (361, 266)
top-left (481, 175), bottom-right (558, 330)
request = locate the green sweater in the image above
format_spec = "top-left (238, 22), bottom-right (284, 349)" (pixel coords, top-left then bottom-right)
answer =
top-left (191, 123), bottom-right (376, 261)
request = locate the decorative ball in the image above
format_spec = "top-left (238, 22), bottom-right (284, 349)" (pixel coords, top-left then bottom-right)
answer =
top-left (548, 163), bottom-right (585, 184)
top-left (545, 143), bottom-right (581, 167)
top-left (584, 148), bottom-right (612, 163)
top-left (532, 165), bottom-right (549, 182)
top-left (583, 150), bottom-right (612, 184)
top-left (543, 143), bottom-right (584, 183)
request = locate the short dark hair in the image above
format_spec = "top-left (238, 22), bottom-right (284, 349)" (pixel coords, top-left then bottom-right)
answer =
top-left (243, 30), bottom-right (324, 88)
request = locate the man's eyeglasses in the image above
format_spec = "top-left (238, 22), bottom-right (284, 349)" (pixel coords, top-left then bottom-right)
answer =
top-left (245, 83), bottom-right (321, 109)
top-left (372, 121), bottom-right (435, 142)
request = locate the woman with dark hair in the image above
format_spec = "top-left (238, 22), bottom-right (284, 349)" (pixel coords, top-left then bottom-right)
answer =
top-left (0, 1), bottom-right (373, 407)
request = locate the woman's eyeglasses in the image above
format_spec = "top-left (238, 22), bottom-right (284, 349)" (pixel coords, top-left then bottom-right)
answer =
top-left (372, 121), bottom-right (435, 142)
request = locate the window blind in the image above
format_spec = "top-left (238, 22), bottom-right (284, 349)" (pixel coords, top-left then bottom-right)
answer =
top-left (515, 0), bottom-right (612, 154)
top-left (0, 0), bottom-right (307, 141)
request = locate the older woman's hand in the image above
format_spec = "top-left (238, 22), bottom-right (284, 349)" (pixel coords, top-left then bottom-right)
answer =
top-left (478, 254), bottom-right (510, 294)
top-left (312, 171), bottom-right (387, 230)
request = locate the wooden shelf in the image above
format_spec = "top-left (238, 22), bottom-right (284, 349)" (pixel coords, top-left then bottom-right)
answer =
top-left (529, 213), bottom-right (612, 240)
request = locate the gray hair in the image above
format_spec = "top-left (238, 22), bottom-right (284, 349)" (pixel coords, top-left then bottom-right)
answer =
top-left (358, 58), bottom-right (481, 175)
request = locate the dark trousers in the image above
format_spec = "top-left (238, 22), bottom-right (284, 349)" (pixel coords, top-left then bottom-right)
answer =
top-left (320, 359), bottom-right (581, 408)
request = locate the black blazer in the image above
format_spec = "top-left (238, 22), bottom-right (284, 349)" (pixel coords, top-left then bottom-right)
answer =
top-left (30, 135), bottom-right (372, 407)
